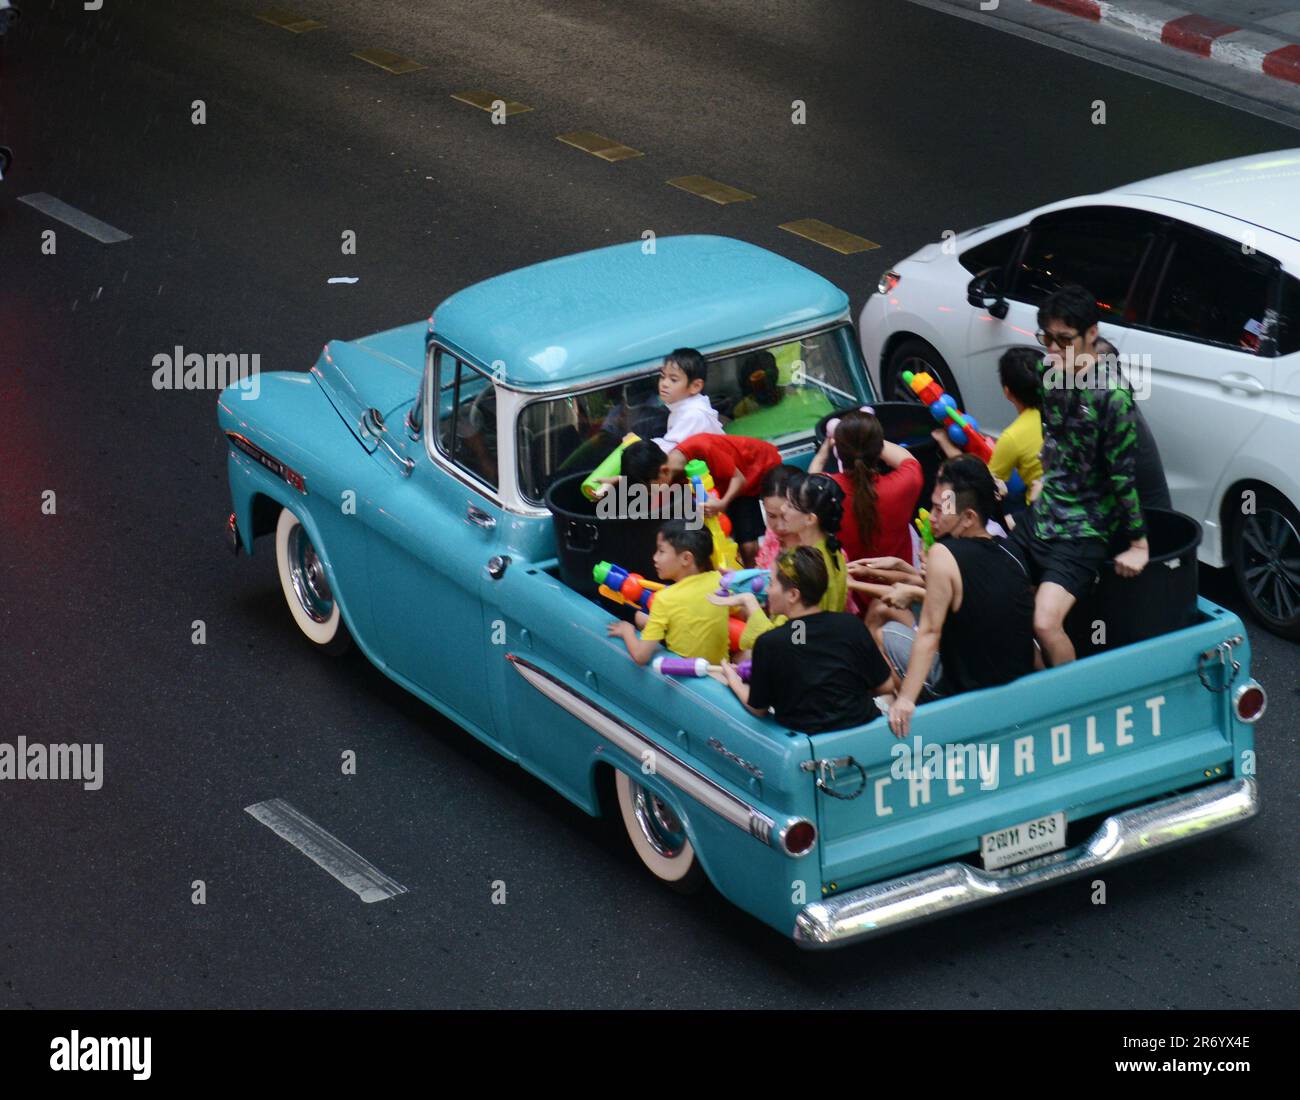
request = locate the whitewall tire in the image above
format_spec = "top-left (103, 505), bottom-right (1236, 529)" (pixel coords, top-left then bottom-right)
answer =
top-left (274, 507), bottom-right (351, 654)
top-left (614, 770), bottom-right (704, 893)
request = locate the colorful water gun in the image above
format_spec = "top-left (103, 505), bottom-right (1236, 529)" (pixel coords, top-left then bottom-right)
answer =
top-left (581, 432), bottom-right (641, 501)
top-left (683, 458), bottom-right (739, 571)
top-left (593, 560), bottom-right (664, 612)
top-left (728, 615), bottom-right (746, 654)
top-left (717, 568), bottom-right (769, 604)
top-left (901, 370), bottom-right (995, 464)
top-left (914, 508), bottom-right (934, 550)
top-left (653, 656), bottom-right (752, 682)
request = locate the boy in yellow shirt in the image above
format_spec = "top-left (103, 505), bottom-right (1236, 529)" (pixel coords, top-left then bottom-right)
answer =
top-left (606, 520), bottom-right (730, 665)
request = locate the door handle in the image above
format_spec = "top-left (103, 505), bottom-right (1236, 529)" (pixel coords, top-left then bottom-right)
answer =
top-left (1218, 373), bottom-right (1265, 395)
top-left (466, 504), bottom-right (496, 530)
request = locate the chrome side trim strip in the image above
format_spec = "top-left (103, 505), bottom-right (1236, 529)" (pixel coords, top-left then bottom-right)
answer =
top-left (793, 777), bottom-right (1257, 949)
top-left (506, 655), bottom-right (777, 847)
top-left (225, 432), bottom-right (307, 494)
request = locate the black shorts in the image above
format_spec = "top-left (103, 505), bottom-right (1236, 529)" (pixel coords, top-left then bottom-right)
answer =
top-left (727, 495), bottom-right (766, 544)
top-left (1008, 522), bottom-right (1106, 598)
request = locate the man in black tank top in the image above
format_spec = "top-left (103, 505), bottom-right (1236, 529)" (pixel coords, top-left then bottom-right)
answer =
top-left (884, 457), bottom-right (1036, 738)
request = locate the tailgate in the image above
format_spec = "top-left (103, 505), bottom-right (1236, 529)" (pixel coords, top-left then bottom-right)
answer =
top-left (810, 621), bottom-right (1243, 891)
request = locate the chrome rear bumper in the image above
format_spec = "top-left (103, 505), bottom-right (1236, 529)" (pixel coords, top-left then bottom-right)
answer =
top-left (794, 776), bottom-right (1257, 949)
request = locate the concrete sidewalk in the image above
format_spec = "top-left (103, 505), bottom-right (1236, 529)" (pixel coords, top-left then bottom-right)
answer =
top-left (1028, 0), bottom-right (1300, 84)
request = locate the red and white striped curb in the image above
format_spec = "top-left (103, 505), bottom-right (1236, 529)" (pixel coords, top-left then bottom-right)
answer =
top-left (1030, 0), bottom-right (1300, 85)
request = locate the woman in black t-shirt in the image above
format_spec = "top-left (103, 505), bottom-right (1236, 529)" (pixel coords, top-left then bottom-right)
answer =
top-left (719, 547), bottom-right (893, 733)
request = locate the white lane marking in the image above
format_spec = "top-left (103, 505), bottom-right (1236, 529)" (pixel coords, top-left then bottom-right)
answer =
top-left (18, 192), bottom-right (132, 243)
top-left (245, 798), bottom-right (408, 903)
top-left (327, 276), bottom-right (359, 283)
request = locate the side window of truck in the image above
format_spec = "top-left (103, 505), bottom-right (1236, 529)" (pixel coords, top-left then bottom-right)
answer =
top-left (432, 350), bottom-right (500, 490)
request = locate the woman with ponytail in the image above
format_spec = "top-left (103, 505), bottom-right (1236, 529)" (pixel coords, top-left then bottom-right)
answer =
top-left (811, 409), bottom-right (922, 565)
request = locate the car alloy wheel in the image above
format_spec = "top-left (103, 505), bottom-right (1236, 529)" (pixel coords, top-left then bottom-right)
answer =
top-left (1232, 490), bottom-right (1300, 640)
top-left (883, 337), bottom-right (964, 409)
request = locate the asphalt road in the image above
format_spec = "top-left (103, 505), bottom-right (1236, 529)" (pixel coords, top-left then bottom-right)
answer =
top-left (1, 0), bottom-right (1296, 1009)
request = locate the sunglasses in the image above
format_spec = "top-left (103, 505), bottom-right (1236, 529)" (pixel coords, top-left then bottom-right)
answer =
top-left (1036, 329), bottom-right (1079, 349)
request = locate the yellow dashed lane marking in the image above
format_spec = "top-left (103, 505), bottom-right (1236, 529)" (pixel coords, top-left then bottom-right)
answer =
top-left (556, 131), bottom-right (643, 162)
top-left (666, 175), bottom-right (756, 204)
top-left (451, 90), bottom-right (533, 116)
top-left (779, 218), bottom-right (880, 254)
top-left (255, 10), bottom-right (325, 33)
top-left (352, 48), bottom-right (424, 75)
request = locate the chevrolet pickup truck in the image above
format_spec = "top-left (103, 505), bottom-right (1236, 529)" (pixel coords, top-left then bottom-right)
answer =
top-left (218, 235), bottom-right (1264, 947)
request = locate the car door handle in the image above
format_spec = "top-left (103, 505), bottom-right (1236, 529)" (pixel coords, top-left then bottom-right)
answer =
top-left (1218, 373), bottom-right (1265, 395)
top-left (466, 504), bottom-right (496, 530)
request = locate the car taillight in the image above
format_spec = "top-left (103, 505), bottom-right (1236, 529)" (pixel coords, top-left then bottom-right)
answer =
top-left (1234, 682), bottom-right (1266, 723)
top-left (782, 820), bottom-right (817, 856)
top-left (878, 271), bottom-right (900, 295)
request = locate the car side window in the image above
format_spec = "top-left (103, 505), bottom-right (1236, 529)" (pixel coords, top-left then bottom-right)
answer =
top-left (1007, 206), bottom-right (1162, 322)
top-left (958, 228), bottom-right (1022, 278)
top-left (433, 350), bottom-right (499, 490)
top-left (1279, 274), bottom-right (1300, 357)
top-left (1147, 229), bottom-right (1277, 354)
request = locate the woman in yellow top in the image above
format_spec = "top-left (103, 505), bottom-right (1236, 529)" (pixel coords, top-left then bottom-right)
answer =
top-left (932, 348), bottom-right (1043, 509)
top-left (715, 471), bottom-right (848, 649)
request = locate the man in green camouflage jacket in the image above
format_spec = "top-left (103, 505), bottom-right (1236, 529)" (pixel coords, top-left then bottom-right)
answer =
top-left (1008, 285), bottom-right (1150, 665)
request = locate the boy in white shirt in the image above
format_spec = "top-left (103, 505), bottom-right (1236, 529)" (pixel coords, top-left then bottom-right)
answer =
top-left (651, 348), bottom-right (722, 453)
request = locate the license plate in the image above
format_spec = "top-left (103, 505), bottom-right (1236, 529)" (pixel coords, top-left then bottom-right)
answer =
top-left (980, 812), bottom-right (1067, 870)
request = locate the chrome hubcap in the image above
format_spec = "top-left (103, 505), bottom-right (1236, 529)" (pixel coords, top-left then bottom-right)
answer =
top-left (631, 782), bottom-right (687, 859)
top-left (1240, 507), bottom-right (1300, 624)
top-left (287, 523), bottom-right (334, 623)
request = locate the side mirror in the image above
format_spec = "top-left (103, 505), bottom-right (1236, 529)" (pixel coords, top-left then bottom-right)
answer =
top-left (967, 269), bottom-right (1010, 320)
top-left (406, 393), bottom-right (423, 440)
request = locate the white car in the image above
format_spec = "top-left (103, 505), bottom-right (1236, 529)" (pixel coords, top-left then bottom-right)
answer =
top-left (859, 149), bottom-right (1300, 640)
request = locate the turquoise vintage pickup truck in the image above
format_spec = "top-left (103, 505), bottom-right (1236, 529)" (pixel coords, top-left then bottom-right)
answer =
top-left (218, 235), bottom-right (1264, 947)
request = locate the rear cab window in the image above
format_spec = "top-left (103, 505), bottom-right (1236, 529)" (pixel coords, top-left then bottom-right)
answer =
top-left (516, 324), bottom-right (868, 506)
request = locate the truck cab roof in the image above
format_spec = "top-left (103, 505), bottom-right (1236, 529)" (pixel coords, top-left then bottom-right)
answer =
top-left (428, 234), bottom-right (850, 388)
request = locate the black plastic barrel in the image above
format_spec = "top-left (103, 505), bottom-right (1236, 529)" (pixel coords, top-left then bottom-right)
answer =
top-left (545, 471), bottom-right (662, 601)
top-left (1067, 508), bottom-right (1202, 656)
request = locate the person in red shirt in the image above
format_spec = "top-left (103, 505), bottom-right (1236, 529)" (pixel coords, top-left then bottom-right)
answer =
top-left (621, 434), bottom-right (782, 564)
top-left (810, 409), bottom-right (923, 608)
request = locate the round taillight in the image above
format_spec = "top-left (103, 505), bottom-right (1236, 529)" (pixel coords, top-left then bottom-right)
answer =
top-left (783, 820), bottom-right (817, 856)
top-left (878, 271), bottom-right (900, 295)
top-left (1235, 683), bottom-right (1266, 723)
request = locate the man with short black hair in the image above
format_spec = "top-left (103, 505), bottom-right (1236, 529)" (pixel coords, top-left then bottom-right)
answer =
top-left (884, 457), bottom-right (1035, 737)
top-left (1011, 284), bottom-right (1157, 667)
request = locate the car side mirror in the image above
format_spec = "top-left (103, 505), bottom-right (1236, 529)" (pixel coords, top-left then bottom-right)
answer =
top-left (406, 393), bottom-right (423, 440)
top-left (967, 269), bottom-right (1010, 320)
